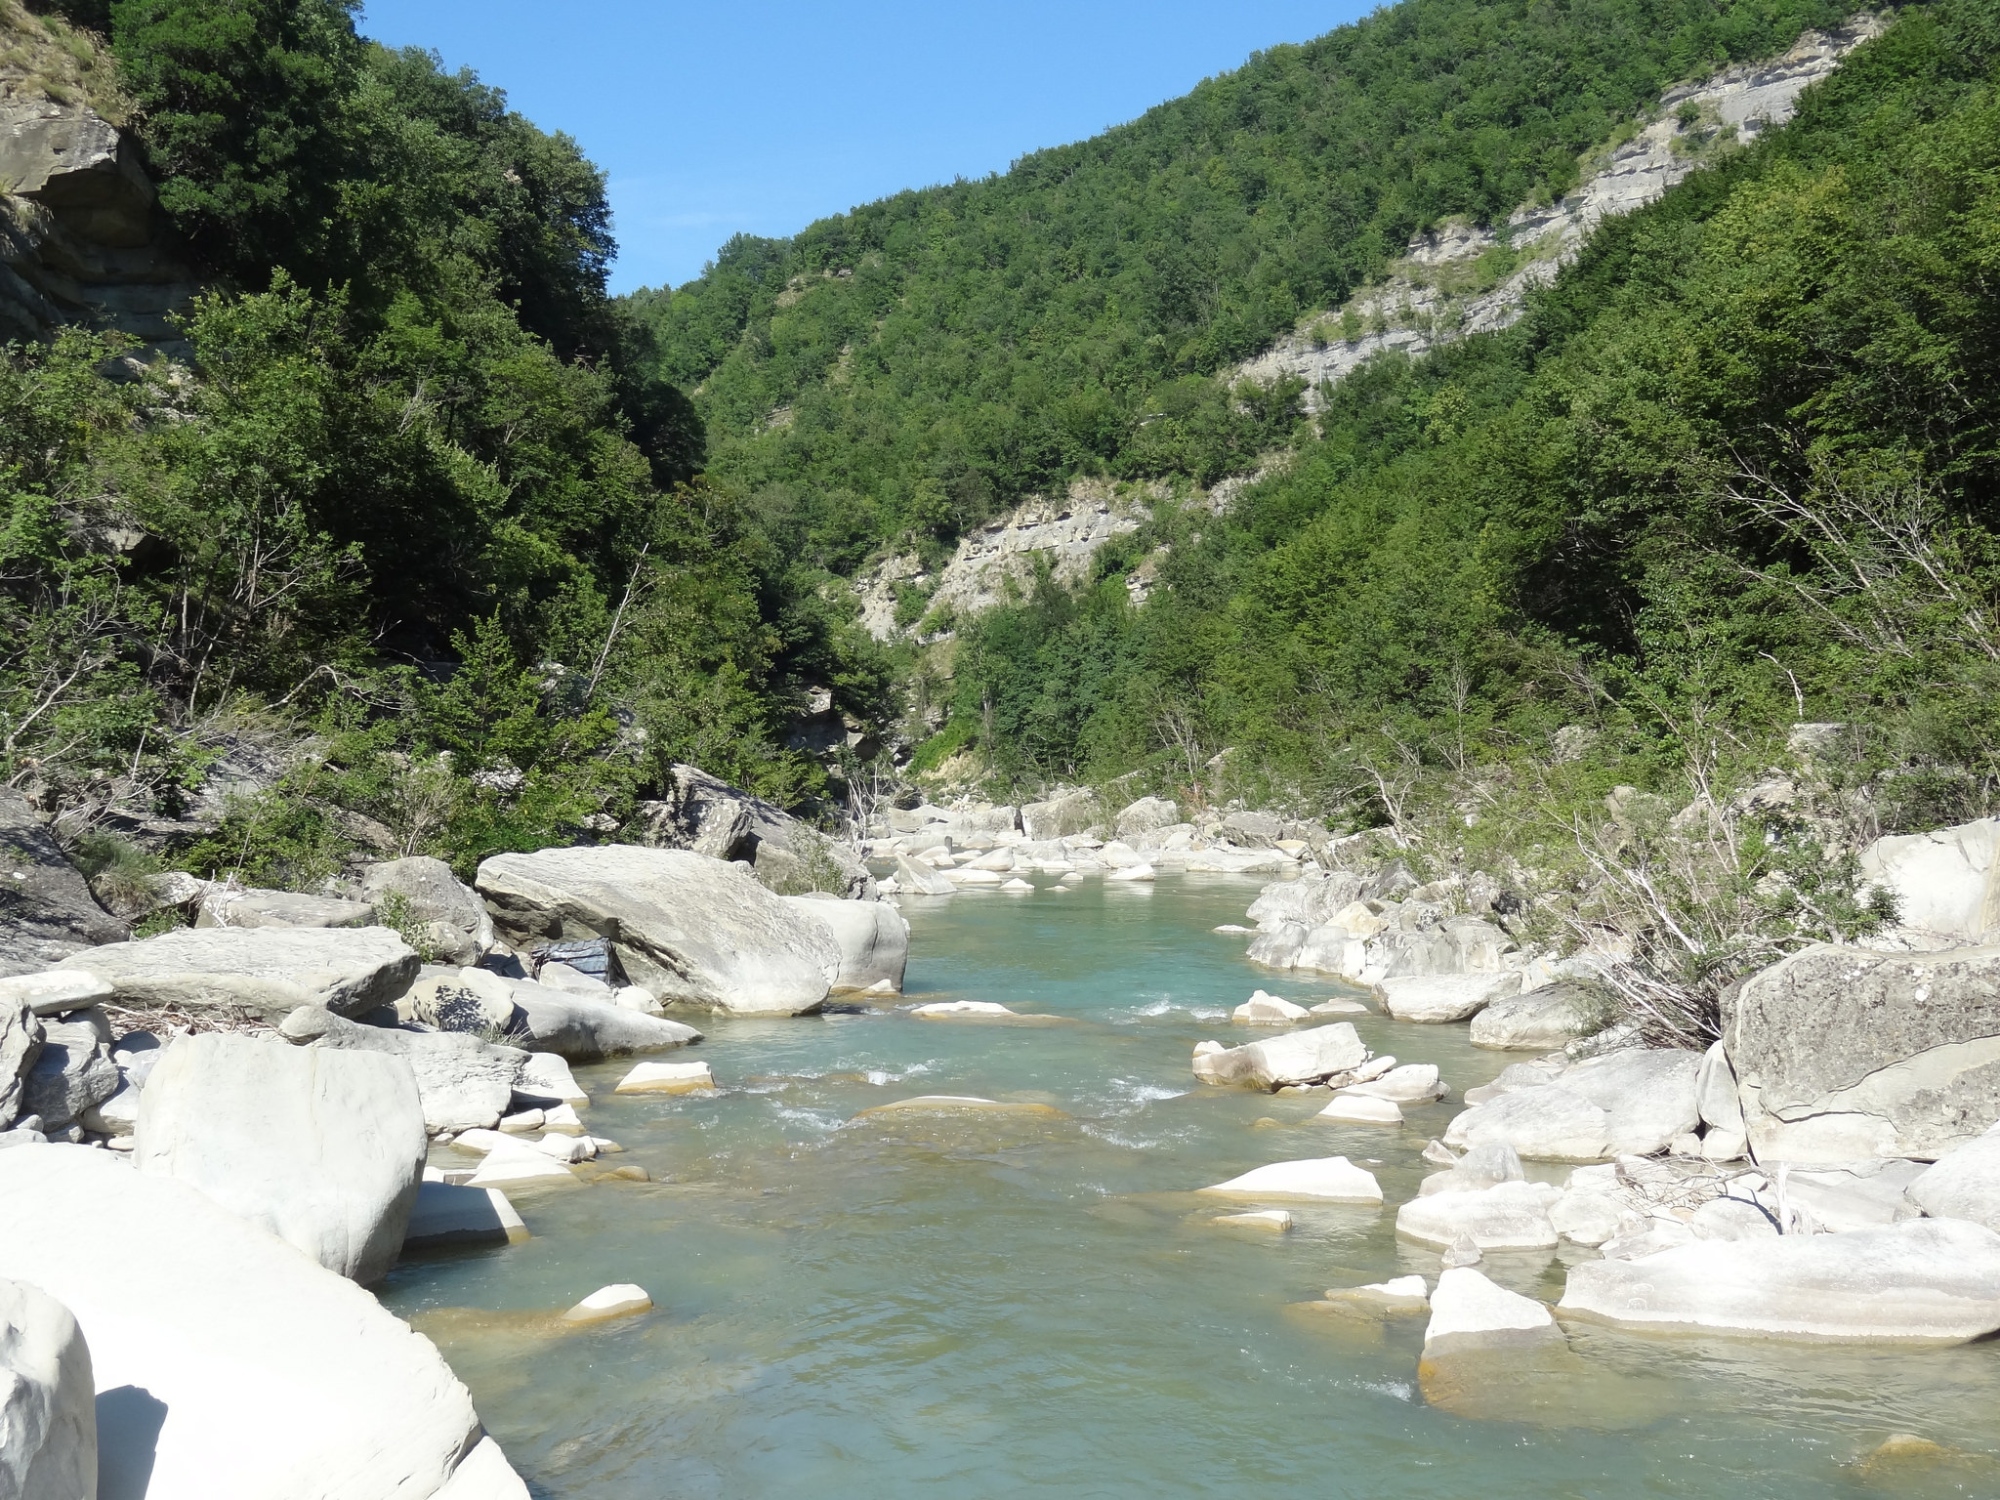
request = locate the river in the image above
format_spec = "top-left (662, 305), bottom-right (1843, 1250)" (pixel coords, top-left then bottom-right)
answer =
top-left (382, 874), bottom-right (2000, 1498)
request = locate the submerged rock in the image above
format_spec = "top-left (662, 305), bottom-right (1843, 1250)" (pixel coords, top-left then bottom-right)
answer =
top-left (614, 1060), bottom-right (716, 1095)
top-left (1316, 1093), bottom-right (1402, 1125)
top-left (563, 1284), bottom-right (653, 1323)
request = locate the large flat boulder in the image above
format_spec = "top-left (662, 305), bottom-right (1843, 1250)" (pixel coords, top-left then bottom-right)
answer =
top-left (1397, 1181), bottom-right (1562, 1250)
top-left (1725, 943), bottom-right (2000, 1161)
top-left (477, 847), bottom-right (840, 1015)
top-left (1198, 1156), bottom-right (1382, 1203)
top-left (1115, 796), bottom-right (1179, 837)
top-left (196, 887), bottom-right (376, 930)
top-left (1191, 1023), bottom-right (1368, 1091)
top-left (1560, 1218), bottom-right (2000, 1343)
top-left (0, 1276), bottom-right (96, 1500)
top-left (136, 1034), bottom-right (426, 1285)
top-left (1857, 817), bottom-right (2000, 943)
top-left (357, 857), bottom-right (494, 965)
top-left (0, 790), bottom-right (127, 976)
top-left (783, 895), bottom-right (909, 992)
top-left (0, 1145), bottom-right (520, 1499)
top-left (1445, 1048), bottom-right (1699, 1161)
top-left (63, 926), bottom-right (420, 1022)
top-left (280, 1006), bottom-right (527, 1135)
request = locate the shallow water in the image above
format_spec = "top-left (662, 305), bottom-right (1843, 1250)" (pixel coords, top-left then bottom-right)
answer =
top-left (382, 875), bottom-right (2000, 1498)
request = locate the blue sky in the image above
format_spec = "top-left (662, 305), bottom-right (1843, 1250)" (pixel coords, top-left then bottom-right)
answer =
top-left (356, 2), bottom-right (1373, 294)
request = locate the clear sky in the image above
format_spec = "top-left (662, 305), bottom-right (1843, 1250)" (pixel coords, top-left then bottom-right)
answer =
top-left (355, 2), bottom-right (1373, 294)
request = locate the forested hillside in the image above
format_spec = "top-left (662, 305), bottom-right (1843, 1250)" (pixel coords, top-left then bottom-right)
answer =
top-left (626, 0), bottom-right (1854, 572)
top-left (4, 0), bottom-right (887, 890)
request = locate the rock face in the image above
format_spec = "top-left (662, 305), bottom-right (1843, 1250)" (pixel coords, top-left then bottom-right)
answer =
top-left (280, 1005), bottom-right (528, 1135)
top-left (1191, 1023), bottom-right (1368, 1090)
top-left (476, 847), bottom-right (840, 1015)
top-left (1908, 1123), bottom-right (2000, 1231)
top-left (0, 790), bottom-right (127, 977)
top-left (0, 1145), bottom-right (519, 1499)
top-left (135, 1035), bottom-right (426, 1285)
top-left (1857, 817), bottom-right (2000, 943)
top-left (1560, 1219), bottom-right (2000, 1343)
top-left (1726, 943), bottom-right (2000, 1161)
top-left (357, 856), bottom-right (495, 965)
top-left (1470, 982), bottom-right (1605, 1050)
top-left (0, 1276), bottom-right (96, 1500)
top-left (64, 926), bottom-right (421, 1022)
top-left (783, 895), bottom-right (909, 992)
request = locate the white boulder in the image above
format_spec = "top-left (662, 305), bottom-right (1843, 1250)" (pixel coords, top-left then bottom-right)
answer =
top-left (1233, 990), bottom-right (1307, 1024)
top-left (0, 1277), bottom-right (95, 1500)
top-left (1377, 972), bottom-right (1521, 1023)
top-left (1198, 1156), bottom-right (1383, 1203)
top-left (476, 846), bottom-right (840, 1014)
top-left (1560, 1218), bottom-right (2000, 1342)
top-left (782, 895), bottom-right (909, 993)
top-left (135, 1034), bottom-right (426, 1285)
top-left (1191, 1023), bottom-right (1368, 1091)
top-left (1422, 1267), bottom-right (1561, 1356)
top-left (614, 1060), bottom-right (716, 1095)
top-left (1316, 1094), bottom-right (1402, 1125)
top-left (0, 1145), bottom-right (519, 1498)
top-left (1469, 982), bottom-right (1604, 1050)
top-left (1909, 1123), bottom-right (2000, 1231)
top-left (1343, 1063), bottom-right (1444, 1103)
top-left (1396, 1180), bottom-right (1561, 1250)
top-left (563, 1284), bottom-right (652, 1323)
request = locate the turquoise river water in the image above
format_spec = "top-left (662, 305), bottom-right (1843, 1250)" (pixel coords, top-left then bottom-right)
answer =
top-left (382, 874), bottom-right (2000, 1498)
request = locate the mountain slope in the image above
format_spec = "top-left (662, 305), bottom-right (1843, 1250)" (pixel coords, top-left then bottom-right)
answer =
top-left (625, 0), bottom-right (1855, 573)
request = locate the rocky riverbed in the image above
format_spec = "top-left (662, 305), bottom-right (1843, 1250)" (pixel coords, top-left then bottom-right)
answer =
top-left (7, 779), bottom-right (2000, 1495)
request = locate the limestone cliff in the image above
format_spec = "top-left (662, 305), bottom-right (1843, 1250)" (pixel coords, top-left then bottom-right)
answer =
top-left (1233, 16), bottom-right (1884, 411)
top-left (0, 5), bottom-right (197, 358)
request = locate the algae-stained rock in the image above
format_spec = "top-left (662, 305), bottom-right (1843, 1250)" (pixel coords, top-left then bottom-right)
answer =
top-left (1378, 971), bottom-right (1521, 1023)
top-left (1422, 1268), bottom-right (1561, 1357)
top-left (0, 1144), bottom-right (518, 1499)
top-left (135, 1034), bottom-right (426, 1285)
top-left (65, 925), bottom-right (419, 1021)
top-left (1191, 1022), bottom-right (1368, 1091)
top-left (1198, 1156), bottom-right (1383, 1203)
top-left (1470, 982), bottom-right (1605, 1050)
top-left (1726, 943), bottom-right (2000, 1161)
top-left (0, 1276), bottom-right (96, 1500)
top-left (476, 847), bottom-right (839, 1015)
top-left (0, 790), bottom-right (128, 977)
top-left (783, 894), bottom-right (909, 992)
top-left (358, 856), bottom-right (495, 964)
top-left (280, 1005), bottom-right (525, 1135)
top-left (1560, 1218), bottom-right (2000, 1343)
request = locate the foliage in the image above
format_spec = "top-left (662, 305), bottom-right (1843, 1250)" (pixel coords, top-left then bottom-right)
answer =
top-left (625, 0), bottom-right (1854, 568)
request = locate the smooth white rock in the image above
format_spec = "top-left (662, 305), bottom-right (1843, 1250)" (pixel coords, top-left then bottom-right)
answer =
top-left (1377, 972), bottom-right (1522, 1023)
top-left (910, 1001), bottom-right (1016, 1018)
top-left (1191, 1023), bottom-right (1368, 1090)
top-left (0, 1277), bottom-right (95, 1500)
top-left (563, 1283), bottom-right (654, 1322)
top-left (783, 896), bottom-right (910, 992)
top-left (1560, 1218), bottom-right (2000, 1342)
top-left (1198, 1156), bottom-right (1383, 1203)
top-left (1106, 863), bottom-right (1157, 882)
top-left (1397, 1180), bottom-right (1561, 1250)
top-left (1316, 1093), bottom-right (1403, 1125)
top-left (1910, 1124), bottom-right (2000, 1232)
top-left (135, 1034), bottom-right (426, 1285)
top-left (1422, 1267), bottom-right (1561, 1356)
top-left (0, 970), bottom-right (114, 1018)
top-left (614, 1061), bottom-right (716, 1095)
top-left (1234, 990), bottom-right (1307, 1024)
top-left (0, 1145), bottom-right (514, 1499)
top-left (1343, 1063), bottom-right (1444, 1103)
